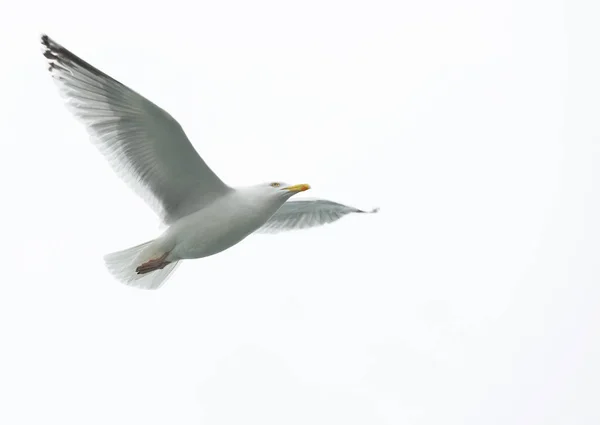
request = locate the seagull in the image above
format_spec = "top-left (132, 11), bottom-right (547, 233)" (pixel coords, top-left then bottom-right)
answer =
top-left (41, 34), bottom-right (378, 290)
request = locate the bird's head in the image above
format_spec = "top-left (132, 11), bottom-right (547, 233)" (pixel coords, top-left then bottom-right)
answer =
top-left (249, 181), bottom-right (310, 202)
top-left (242, 182), bottom-right (311, 209)
top-left (257, 181), bottom-right (311, 200)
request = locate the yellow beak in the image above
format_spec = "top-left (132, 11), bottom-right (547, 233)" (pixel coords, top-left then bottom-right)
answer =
top-left (283, 183), bottom-right (311, 192)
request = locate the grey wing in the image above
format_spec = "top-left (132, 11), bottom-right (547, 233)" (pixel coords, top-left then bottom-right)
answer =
top-left (41, 35), bottom-right (230, 224)
top-left (257, 199), bottom-right (379, 234)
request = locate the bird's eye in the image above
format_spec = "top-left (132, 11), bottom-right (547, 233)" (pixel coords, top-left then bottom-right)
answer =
top-left (271, 182), bottom-right (281, 188)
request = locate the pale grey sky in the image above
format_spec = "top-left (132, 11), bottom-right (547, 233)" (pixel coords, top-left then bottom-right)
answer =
top-left (1, 0), bottom-right (599, 424)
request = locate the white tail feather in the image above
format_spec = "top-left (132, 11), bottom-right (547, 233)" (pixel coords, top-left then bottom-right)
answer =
top-left (104, 240), bottom-right (180, 290)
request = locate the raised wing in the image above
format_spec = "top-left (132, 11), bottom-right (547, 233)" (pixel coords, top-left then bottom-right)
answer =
top-left (41, 35), bottom-right (230, 224)
top-left (257, 199), bottom-right (378, 234)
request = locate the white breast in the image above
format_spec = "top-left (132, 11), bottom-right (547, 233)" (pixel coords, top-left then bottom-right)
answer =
top-left (164, 189), bottom-right (283, 260)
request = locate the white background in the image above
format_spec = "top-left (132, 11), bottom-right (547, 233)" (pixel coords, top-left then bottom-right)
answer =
top-left (1, 0), bottom-right (599, 423)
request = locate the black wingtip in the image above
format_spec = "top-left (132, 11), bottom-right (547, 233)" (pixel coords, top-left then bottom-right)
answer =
top-left (357, 207), bottom-right (380, 214)
top-left (41, 34), bottom-right (61, 67)
top-left (40, 34), bottom-right (53, 50)
top-left (39, 33), bottom-right (117, 83)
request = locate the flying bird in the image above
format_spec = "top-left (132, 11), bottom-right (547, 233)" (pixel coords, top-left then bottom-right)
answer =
top-left (41, 35), bottom-right (378, 290)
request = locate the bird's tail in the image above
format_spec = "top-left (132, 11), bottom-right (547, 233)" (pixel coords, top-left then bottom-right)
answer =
top-left (103, 240), bottom-right (180, 290)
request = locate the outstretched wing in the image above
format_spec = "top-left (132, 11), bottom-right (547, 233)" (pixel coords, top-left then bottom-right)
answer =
top-left (257, 199), bottom-right (379, 234)
top-left (41, 35), bottom-right (230, 224)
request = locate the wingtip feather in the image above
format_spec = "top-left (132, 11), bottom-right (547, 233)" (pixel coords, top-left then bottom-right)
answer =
top-left (40, 33), bottom-right (55, 51)
top-left (357, 206), bottom-right (380, 214)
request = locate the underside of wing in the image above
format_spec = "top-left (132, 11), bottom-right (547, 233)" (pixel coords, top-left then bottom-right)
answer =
top-left (41, 35), bottom-right (230, 224)
top-left (257, 198), bottom-right (379, 234)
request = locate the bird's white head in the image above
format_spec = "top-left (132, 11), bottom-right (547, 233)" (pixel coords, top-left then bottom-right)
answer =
top-left (242, 181), bottom-right (311, 210)
top-left (263, 181), bottom-right (311, 200)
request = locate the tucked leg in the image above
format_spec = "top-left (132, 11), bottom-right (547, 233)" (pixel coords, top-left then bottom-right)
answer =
top-left (136, 253), bottom-right (171, 274)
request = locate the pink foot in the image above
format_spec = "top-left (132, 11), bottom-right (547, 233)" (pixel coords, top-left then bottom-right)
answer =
top-left (136, 253), bottom-right (171, 274)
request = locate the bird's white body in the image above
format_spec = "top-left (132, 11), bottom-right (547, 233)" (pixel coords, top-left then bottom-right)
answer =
top-left (160, 187), bottom-right (286, 261)
top-left (41, 34), bottom-right (377, 289)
